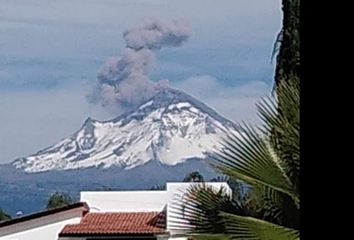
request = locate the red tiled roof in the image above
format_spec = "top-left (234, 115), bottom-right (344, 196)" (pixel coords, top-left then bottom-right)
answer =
top-left (59, 211), bottom-right (167, 236)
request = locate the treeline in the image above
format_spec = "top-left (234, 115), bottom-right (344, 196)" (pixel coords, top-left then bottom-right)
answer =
top-left (0, 191), bottom-right (74, 222)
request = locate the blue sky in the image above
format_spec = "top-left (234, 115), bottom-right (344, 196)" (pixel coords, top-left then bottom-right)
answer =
top-left (0, 0), bottom-right (282, 163)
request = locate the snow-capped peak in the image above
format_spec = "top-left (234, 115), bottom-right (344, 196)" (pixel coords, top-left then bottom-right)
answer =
top-left (13, 88), bottom-right (239, 173)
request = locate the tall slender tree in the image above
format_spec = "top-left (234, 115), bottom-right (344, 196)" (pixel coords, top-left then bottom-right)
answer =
top-left (172, 80), bottom-right (299, 240)
top-left (274, 0), bottom-right (300, 88)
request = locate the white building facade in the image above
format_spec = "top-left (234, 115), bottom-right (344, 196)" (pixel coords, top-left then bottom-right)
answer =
top-left (0, 182), bottom-right (231, 240)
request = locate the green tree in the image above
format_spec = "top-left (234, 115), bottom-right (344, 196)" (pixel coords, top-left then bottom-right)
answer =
top-left (274, 0), bottom-right (300, 88)
top-left (150, 184), bottom-right (166, 190)
top-left (46, 192), bottom-right (73, 210)
top-left (183, 171), bottom-right (205, 182)
top-left (0, 208), bottom-right (11, 222)
top-left (272, 0), bottom-right (300, 195)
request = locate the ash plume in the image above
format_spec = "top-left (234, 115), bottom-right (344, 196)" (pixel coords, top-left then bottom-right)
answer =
top-left (89, 18), bottom-right (191, 112)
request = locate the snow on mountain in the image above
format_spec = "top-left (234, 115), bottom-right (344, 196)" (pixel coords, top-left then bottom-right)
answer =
top-left (13, 88), bottom-right (239, 173)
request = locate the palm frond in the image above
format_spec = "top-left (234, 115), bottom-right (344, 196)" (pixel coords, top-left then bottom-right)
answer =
top-left (188, 234), bottom-right (234, 240)
top-left (211, 80), bottom-right (299, 206)
top-left (168, 185), bottom-right (299, 240)
top-left (170, 80), bottom-right (300, 239)
top-left (258, 80), bottom-right (300, 191)
top-left (213, 125), bottom-right (298, 206)
top-left (221, 212), bottom-right (299, 240)
top-left (261, 186), bottom-right (299, 229)
top-left (168, 184), bottom-right (237, 233)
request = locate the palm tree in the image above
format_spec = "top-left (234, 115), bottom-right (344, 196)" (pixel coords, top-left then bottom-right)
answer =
top-left (172, 80), bottom-right (299, 240)
top-left (170, 0), bottom-right (300, 237)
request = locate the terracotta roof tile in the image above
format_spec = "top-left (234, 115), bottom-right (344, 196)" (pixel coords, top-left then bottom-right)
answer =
top-left (59, 211), bottom-right (167, 236)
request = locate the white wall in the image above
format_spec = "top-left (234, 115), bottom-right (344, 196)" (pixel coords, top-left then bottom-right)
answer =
top-left (80, 182), bottom-right (231, 216)
top-left (0, 208), bottom-right (84, 240)
top-left (80, 190), bottom-right (168, 212)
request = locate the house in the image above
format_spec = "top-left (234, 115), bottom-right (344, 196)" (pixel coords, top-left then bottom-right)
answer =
top-left (0, 203), bottom-right (89, 240)
top-left (0, 182), bottom-right (231, 240)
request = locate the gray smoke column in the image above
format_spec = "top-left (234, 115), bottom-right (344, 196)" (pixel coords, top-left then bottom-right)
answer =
top-left (89, 18), bottom-right (191, 112)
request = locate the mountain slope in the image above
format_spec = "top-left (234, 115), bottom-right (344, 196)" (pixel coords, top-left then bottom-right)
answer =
top-left (13, 88), bottom-right (239, 173)
top-left (0, 159), bottom-right (216, 216)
